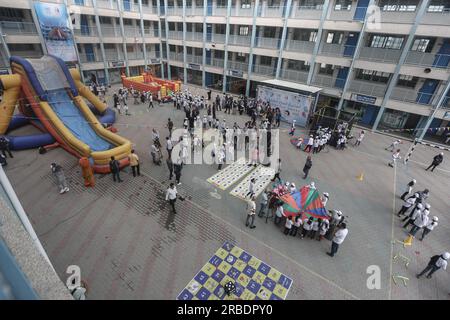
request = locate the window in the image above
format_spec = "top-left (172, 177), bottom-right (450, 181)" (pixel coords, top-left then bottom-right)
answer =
top-left (397, 75), bottom-right (418, 88)
top-left (0, 7), bottom-right (25, 20)
top-left (326, 32), bottom-right (344, 44)
top-left (263, 27), bottom-right (276, 38)
top-left (411, 38), bottom-right (434, 52)
top-left (428, 0), bottom-right (450, 12)
top-left (217, 0), bottom-right (227, 7)
top-left (355, 69), bottom-right (390, 83)
top-left (239, 26), bottom-right (249, 36)
top-left (236, 52), bottom-right (246, 62)
top-left (318, 63), bottom-right (334, 75)
top-left (299, 0), bottom-right (324, 9)
top-left (309, 31), bottom-right (318, 42)
top-left (369, 35), bottom-right (404, 49)
top-left (260, 56), bottom-right (272, 66)
top-left (241, 0), bottom-right (252, 9)
top-left (379, 0), bottom-right (418, 12)
top-left (99, 16), bottom-right (112, 24)
top-left (187, 47), bottom-right (193, 54)
top-left (195, 0), bottom-right (203, 6)
top-left (215, 24), bottom-right (226, 34)
top-left (334, 0), bottom-right (352, 11)
top-left (287, 59), bottom-right (310, 71)
top-left (214, 50), bottom-right (225, 59)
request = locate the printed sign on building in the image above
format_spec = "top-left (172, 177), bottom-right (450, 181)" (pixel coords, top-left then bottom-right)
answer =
top-left (34, 2), bottom-right (77, 62)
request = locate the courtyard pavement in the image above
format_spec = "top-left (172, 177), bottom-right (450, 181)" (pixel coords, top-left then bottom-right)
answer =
top-left (4, 85), bottom-right (450, 300)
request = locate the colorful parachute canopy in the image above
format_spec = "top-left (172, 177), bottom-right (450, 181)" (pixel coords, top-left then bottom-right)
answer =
top-left (279, 185), bottom-right (329, 220)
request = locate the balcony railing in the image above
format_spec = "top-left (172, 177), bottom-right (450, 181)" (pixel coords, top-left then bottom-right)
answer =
top-left (212, 33), bottom-right (226, 43)
top-left (285, 39), bottom-right (315, 53)
top-left (253, 64), bottom-right (276, 77)
top-left (128, 51), bottom-right (145, 60)
top-left (186, 6), bottom-right (204, 15)
top-left (96, 0), bottom-right (114, 9)
top-left (168, 52), bottom-right (184, 61)
top-left (74, 26), bottom-right (98, 37)
top-left (141, 6), bottom-right (157, 14)
top-left (104, 51), bottom-right (125, 61)
top-left (257, 37), bottom-right (280, 49)
top-left (348, 80), bottom-right (387, 97)
top-left (143, 28), bottom-right (159, 37)
top-left (358, 47), bottom-right (402, 63)
top-left (228, 61), bottom-right (248, 72)
top-left (0, 21), bottom-right (38, 35)
top-left (69, 0), bottom-right (94, 7)
top-left (168, 30), bottom-right (183, 40)
top-left (320, 43), bottom-right (355, 57)
top-left (404, 51), bottom-right (450, 69)
top-left (9, 51), bottom-right (43, 59)
top-left (328, 6), bottom-right (358, 21)
top-left (213, 6), bottom-right (228, 16)
top-left (390, 87), bottom-right (439, 106)
top-left (100, 25), bottom-right (120, 37)
top-left (79, 52), bottom-right (101, 63)
top-left (123, 26), bottom-right (141, 37)
top-left (422, 9), bottom-right (450, 25)
top-left (186, 54), bottom-right (203, 64)
top-left (261, 6), bottom-right (283, 17)
top-left (280, 69), bottom-right (309, 83)
top-left (185, 32), bottom-right (204, 42)
top-left (312, 74), bottom-right (344, 89)
top-left (228, 34), bottom-right (251, 46)
top-left (166, 6), bottom-right (182, 15)
top-left (206, 58), bottom-right (225, 68)
top-left (232, 7), bottom-right (254, 17)
top-left (293, 6), bottom-right (323, 19)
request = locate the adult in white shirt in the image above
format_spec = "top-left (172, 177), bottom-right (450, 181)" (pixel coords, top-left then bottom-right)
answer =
top-left (165, 183), bottom-right (178, 214)
top-left (409, 209), bottom-right (429, 237)
top-left (417, 252), bottom-right (449, 279)
top-left (245, 196), bottom-right (256, 229)
top-left (420, 216), bottom-right (438, 241)
top-left (327, 223), bottom-right (348, 257)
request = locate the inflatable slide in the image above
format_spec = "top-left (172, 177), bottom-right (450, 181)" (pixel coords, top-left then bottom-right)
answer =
top-left (0, 55), bottom-right (131, 173)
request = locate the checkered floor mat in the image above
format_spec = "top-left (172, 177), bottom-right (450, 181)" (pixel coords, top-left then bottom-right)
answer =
top-left (229, 165), bottom-right (275, 200)
top-left (206, 158), bottom-right (256, 190)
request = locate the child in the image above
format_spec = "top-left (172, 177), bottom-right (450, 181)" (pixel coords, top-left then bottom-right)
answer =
top-left (420, 216), bottom-right (438, 241)
top-left (301, 217), bottom-right (314, 239)
top-left (284, 216), bottom-right (293, 235)
top-left (288, 120), bottom-right (296, 136)
top-left (51, 163), bottom-right (69, 194)
top-left (310, 218), bottom-right (320, 239)
top-left (313, 137), bottom-right (320, 154)
top-left (388, 149), bottom-right (401, 167)
top-left (296, 137), bottom-right (304, 150)
top-left (290, 216), bottom-right (302, 237)
top-left (318, 219), bottom-right (329, 241)
top-left (123, 100), bottom-right (129, 115)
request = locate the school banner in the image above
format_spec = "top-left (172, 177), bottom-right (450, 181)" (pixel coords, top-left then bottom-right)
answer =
top-left (256, 85), bottom-right (314, 127)
top-left (34, 2), bottom-right (77, 62)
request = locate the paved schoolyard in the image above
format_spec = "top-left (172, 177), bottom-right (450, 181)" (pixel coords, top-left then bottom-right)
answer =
top-left (4, 85), bottom-right (450, 299)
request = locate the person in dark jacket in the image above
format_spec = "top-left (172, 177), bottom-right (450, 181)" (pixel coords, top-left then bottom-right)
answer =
top-left (0, 137), bottom-right (13, 158)
top-left (109, 156), bottom-right (122, 182)
top-left (425, 152), bottom-right (443, 172)
top-left (303, 155), bottom-right (312, 179)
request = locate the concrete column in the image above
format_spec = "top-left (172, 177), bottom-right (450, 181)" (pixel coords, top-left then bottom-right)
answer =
top-left (275, 0), bottom-right (292, 79)
top-left (202, 0), bottom-right (207, 88)
top-left (245, 0), bottom-right (259, 96)
top-left (182, 0), bottom-right (188, 84)
top-left (222, 0), bottom-right (232, 93)
top-left (117, 0), bottom-right (130, 76)
top-left (93, 0), bottom-right (110, 83)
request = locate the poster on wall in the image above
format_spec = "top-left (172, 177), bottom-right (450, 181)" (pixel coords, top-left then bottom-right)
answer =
top-left (257, 85), bottom-right (314, 127)
top-left (34, 2), bottom-right (77, 62)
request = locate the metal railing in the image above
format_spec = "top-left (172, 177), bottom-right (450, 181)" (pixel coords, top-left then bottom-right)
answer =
top-left (421, 9), bottom-right (450, 25)
top-left (104, 51), bottom-right (125, 61)
top-left (358, 47), bottom-right (402, 63)
top-left (186, 6), bottom-right (204, 15)
top-left (186, 54), bottom-right (203, 64)
top-left (168, 30), bottom-right (183, 40)
top-left (185, 32), bottom-right (204, 42)
top-left (378, 10), bottom-right (417, 23)
top-left (211, 33), bottom-right (226, 43)
top-left (141, 6), bottom-right (157, 14)
top-left (320, 43), bottom-right (347, 57)
top-left (74, 26), bottom-right (98, 37)
top-left (100, 25), bottom-right (120, 37)
top-left (280, 69), bottom-right (309, 83)
top-left (285, 39), bottom-right (315, 53)
top-left (228, 60), bottom-right (248, 72)
top-left (96, 0), bottom-right (113, 9)
top-left (70, 0), bottom-right (94, 6)
top-left (168, 52), bottom-right (184, 61)
top-left (348, 79), bottom-right (388, 97)
top-left (228, 34), bottom-right (251, 46)
top-left (252, 64), bottom-right (276, 77)
top-left (328, 6), bottom-right (358, 21)
top-left (79, 52), bottom-right (101, 63)
top-left (166, 6), bottom-right (182, 15)
top-left (293, 6), bottom-right (323, 19)
top-left (0, 21), bottom-right (38, 35)
top-left (262, 6), bottom-right (283, 17)
top-left (9, 51), bottom-right (43, 59)
top-left (143, 28), bottom-right (159, 37)
top-left (256, 37), bottom-right (280, 49)
top-left (205, 58), bottom-right (225, 68)
top-left (213, 6), bottom-right (228, 16)
top-left (127, 51), bottom-right (145, 60)
top-left (311, 74), bottom-right (342, 89)
top-left (123, 26), bottom-right (141, 37)
top-left (390, 87), bottom-right (439, 106)
top-left (232, 7), bottom-right (254, 17)
top-left (404, 51), bottom-right (450, 69)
